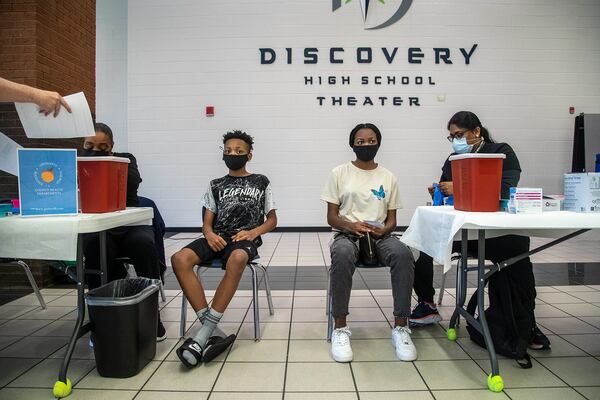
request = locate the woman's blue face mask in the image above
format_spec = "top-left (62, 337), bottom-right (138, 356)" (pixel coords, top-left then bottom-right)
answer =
top-left (452, 137), bottom-right (473, 154)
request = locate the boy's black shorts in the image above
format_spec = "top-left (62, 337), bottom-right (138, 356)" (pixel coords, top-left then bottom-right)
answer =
top-left (184, 237), bottom-right (259, 269)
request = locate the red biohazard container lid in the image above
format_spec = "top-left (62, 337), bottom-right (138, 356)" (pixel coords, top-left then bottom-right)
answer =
top-left (77, 156), bottom-right (130, 163)
top-left (448, 153), bottom-right (506, 161)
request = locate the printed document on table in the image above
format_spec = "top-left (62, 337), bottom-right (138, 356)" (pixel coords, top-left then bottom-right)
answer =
top-left (15, 92), bottom-right (94, 139)
top-left (0, 131), bottom-right (21, 176)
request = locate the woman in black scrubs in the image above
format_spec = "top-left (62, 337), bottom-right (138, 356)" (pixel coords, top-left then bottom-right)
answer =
top-left (410, 111), bottom-right (550, 350)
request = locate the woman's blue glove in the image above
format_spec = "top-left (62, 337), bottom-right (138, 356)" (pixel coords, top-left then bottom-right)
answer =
top-left (432, 183), bottom-right (444, 206)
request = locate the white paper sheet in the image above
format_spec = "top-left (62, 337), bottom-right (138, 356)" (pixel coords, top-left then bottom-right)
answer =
top-left (15, 92), bottom-right (95, 139)
top-left (0, 131), bottom-right (22, 175)
top-left (364, 220), bottom-right (384, 228)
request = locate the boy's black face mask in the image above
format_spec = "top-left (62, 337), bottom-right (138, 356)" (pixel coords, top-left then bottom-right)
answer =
top-left (223, 154), bottom-right (249, 171)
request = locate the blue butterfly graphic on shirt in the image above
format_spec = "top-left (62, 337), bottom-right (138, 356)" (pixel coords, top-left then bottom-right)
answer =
top-left (371, 185), bottom-right (385, 200)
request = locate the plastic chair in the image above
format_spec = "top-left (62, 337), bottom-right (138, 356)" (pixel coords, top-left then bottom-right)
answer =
top-left (0, 259), bottom-right (46, 309)
top-left (179, 257), bottom-right (274, 340)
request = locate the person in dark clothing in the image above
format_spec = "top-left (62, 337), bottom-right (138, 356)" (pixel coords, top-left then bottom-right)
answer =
top-left (81, 123), bottom-right (141, 207)
top-left (82, 122), bottom-right (166, 342)
top-left (409, 111), bottom-right (550, 350)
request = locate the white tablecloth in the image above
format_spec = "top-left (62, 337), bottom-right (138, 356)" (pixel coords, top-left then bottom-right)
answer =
top-left (0, 208), bottom-right (153, 261)
top-left (400, 206), bottom-right (600, 273)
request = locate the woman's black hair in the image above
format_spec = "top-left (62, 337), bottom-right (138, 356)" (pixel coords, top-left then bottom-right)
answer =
top-left (94, 122), bottom-right (114, 145)
top-left (223, 130), bottom-right (254, 151)
top-left (447, 111), bottom-right (494, 143)
top-left (349, 123), bottom-right (382, 147)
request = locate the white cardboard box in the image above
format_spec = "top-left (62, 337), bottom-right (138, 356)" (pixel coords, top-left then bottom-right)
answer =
top-left (543, 196), bottom-right (563, 211)
top-left (508, 187), bottom-right (543, 214)
top-left (564, 173), bottom-right (600, 213)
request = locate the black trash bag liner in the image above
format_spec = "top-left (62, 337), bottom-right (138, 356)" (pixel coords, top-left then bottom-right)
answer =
top-left (86, 277), bottom-right (159, 306)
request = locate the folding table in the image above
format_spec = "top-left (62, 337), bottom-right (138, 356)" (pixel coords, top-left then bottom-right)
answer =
top-left (401, 206), bottom-right (600, 392)
top-left (0, 207), bottom-right (153, 398)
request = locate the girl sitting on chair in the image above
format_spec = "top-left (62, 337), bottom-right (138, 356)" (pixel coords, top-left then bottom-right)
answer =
top-left (321, 123), bottom-right (417, 363)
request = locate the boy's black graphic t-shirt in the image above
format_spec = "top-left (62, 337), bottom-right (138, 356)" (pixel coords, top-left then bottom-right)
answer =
top-left (202, 174), bottom-right (276, 245)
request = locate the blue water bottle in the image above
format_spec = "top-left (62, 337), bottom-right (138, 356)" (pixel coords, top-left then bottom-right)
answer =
top-left (596, 153), bottom-right (600, 172)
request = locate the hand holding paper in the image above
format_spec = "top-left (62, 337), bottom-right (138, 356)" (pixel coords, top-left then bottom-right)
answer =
top-left (15, 92), bottom-right (94, 139)
top-left (32, 89), bottom-right (73, 117)
top-left (0, 77), bottom-right (71, 117)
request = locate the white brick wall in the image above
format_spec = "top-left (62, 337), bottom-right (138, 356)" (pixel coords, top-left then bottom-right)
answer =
top-left (96, 0), bottom-right (128, 152)
top-left (113, 0), bottom-right (600, 227)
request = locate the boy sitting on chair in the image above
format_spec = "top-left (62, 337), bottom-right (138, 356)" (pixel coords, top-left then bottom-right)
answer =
top-left (172, 130), bottom-right (277, 367)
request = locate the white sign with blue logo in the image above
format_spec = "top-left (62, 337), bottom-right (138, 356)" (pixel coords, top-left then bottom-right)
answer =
top-left (17, 149), bottom-right (78, 216)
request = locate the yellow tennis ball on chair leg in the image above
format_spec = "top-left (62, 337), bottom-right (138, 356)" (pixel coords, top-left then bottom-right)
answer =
top-left (487, 374), bottom-right (504, 392)
top-left (447, 328), bottom-right (457, 341)
top-left (53, 378), bottom-right (72, 398)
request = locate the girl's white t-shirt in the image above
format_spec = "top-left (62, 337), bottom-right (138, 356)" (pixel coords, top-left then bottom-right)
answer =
top-left (321, 162), bottom-right (402, 225)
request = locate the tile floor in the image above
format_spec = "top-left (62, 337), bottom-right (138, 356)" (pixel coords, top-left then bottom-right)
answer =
top-left (0, 232), bottom-right (599, 399)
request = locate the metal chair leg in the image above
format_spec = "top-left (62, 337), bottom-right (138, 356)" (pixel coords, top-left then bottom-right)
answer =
top-left (438, 270), bottom-right (448, 306)
top-left (326, 268), bottom-right (331, 316)
top-left (249, 265), bottom-right (261, 341)
top-left (159, 281), bottom-right (166, 303)
top-left (179, 266), bottom-right (205, 337)
top-left (180, 292), bottom-right (187, 338)
top-left (16, 260), bottom-right (46, 309)
top-left (257, 264), bottom-right (274, 316)
top-left (326, 267), bottom-right (333, 342)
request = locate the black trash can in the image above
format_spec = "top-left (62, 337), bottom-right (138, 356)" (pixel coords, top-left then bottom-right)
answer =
top-left (86, 278), bottom-right (159, 378)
